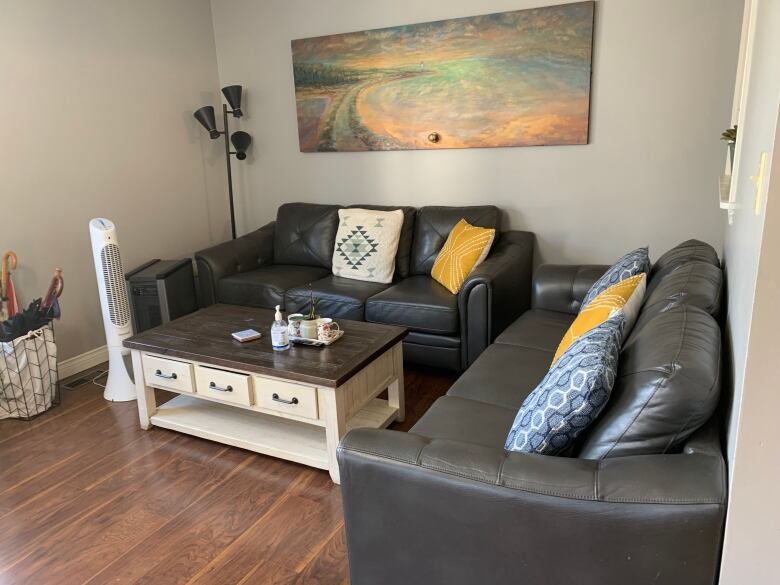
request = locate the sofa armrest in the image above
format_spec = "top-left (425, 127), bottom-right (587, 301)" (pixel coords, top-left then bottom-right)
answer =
top-left (458, 230), bottom-right (534, 368)
top-left (532, 263), bottom-right (609, 314)
top-left (194, 221), bottom-right (275, 306)
top-left (338, 428), bottom-right (726, 585)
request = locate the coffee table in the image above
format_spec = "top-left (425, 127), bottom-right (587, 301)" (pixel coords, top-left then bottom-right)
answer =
top-left (123, 304), bottom-right (407, 483)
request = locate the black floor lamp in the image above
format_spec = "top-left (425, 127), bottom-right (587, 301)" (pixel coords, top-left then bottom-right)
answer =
top-left (194, 85), bottom-right (252, 240)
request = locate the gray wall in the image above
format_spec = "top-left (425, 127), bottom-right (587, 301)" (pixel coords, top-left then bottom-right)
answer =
top-left (1, 0), bottom-right (227, 360)
top-left (210, 0), bottom-right (743, 264)
top-left (720, 0), bottom-right (780, 582)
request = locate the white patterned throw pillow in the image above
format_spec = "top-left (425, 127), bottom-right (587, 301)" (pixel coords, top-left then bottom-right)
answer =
top-left (332, 208), bottom-right (404, 283)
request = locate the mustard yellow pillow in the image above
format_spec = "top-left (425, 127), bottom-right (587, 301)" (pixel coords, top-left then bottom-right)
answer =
top-left (552, 273), bottom-right (646, 363)
top-left (431, 219), bottom-right (496, 294)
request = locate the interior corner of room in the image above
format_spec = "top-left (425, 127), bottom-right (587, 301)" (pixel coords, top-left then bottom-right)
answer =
top-left (1, 0), bottom-right (778, 583)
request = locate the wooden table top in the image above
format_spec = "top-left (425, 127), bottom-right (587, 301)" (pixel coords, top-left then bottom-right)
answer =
top-left (123, 304), bottom-right (407, 388)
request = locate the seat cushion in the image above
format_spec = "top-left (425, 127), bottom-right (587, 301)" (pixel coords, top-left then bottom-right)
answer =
top-left (410, 395), bottom-right (517, 449)
top-left (650, 239), bottom-right (720, 277)
top-left (348, 204), bottom-right (416, 278)
top-left (577, 305), bottom-right (721, 459)
top-left (644, 261), bottom-right (723, 317)
top-left (284, 275), bottom-right (390, 321)
top-left (217, 265), bottom-right (329, 309)
top-left (495, 309), bottom-right (574, 352)
top-left (410, 206), bottom-right (500, 275)
top-left (273, 203), bottom-right (340, 268)
top-left (447, 343), bottom-right (552, 410)
top-left (365, 276), bottom-right (459, 335)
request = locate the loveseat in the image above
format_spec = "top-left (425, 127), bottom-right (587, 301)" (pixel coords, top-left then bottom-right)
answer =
top-left (195, 203), bottom-right (534, 370)
top-left (338, 240), bottom-right (726, 585)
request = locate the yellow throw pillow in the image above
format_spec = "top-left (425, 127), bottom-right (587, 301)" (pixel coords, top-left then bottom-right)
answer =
top-left (552, 273), bottom-right (646, 363)
top-left (431, 219), bottom-right (496, 294)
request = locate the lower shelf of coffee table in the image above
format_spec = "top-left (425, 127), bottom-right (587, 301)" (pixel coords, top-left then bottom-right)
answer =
top-left (150, 394), bottom-right (398, 470)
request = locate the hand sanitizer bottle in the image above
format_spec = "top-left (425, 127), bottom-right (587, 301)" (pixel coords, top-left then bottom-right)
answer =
top-left (271, 305), bottom-right (290, 351)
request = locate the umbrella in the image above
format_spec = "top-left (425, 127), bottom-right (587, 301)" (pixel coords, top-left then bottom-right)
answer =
top-left (0, 251), bottom-right (18, 322)
top-left (0, 268), bottom-right (63, 342)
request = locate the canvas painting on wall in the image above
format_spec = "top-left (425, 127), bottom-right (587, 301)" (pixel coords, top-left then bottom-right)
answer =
top-left (291, 1), bottom-right (594, 152)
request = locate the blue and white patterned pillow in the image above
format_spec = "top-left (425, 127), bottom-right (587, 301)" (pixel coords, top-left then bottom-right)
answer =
top-left (581, 247), bottom-right (650, 310)
top-left (504, 314), bottom-right (625, 455)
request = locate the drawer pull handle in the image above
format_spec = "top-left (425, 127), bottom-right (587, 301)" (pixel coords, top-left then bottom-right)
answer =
top-left (155, 369), bottom-right (177, 380)
top-left (209, 381), bottom-right (233, 393)
top-left (272, 393), bottom-right (298, 405)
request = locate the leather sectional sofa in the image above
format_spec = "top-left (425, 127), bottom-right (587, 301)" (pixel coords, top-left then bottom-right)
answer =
top-left (195, 202), bottom-right (533, 370)
top-left (338, 240), bottom-right (726, 585)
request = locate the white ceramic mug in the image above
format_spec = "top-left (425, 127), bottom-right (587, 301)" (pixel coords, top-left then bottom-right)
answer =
top-left (317, 318), bottom-right (340, 342)
top-left (300, 318), bottom-right (319, 340)
top-left (287, 314), bottom-right (304, 337)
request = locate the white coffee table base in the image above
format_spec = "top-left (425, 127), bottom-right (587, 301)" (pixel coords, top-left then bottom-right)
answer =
top-left (130, 342), bottom-right (404, 484)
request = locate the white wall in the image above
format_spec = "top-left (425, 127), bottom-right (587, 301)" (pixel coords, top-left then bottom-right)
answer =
top-left (720, 1), bottom-right (780, 582)
top-left (210, 0), bottom-right (743, 264)
top-left (0, 0), bottom-right (227, 360)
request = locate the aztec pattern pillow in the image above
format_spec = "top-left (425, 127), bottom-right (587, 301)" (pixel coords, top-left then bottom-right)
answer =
top-left (431, 219), bottom-right (496, 294)
top-left (553, 273), bottom-right (646, 363)
top-left (580, 247), bottom-right (650, 309)
top-left (505, 314), bottom-right (625, 456)
top-left (332, 208), bottom-right (404, 283)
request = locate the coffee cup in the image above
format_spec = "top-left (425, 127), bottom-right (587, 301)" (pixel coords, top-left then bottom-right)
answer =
top-left (317, 318), bottom-right (340, 342)
top-left (288, 314), bottom-right (304, 337)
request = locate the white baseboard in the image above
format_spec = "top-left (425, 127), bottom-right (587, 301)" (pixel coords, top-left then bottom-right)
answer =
top-left (59, 345), bottom-right (108, 380)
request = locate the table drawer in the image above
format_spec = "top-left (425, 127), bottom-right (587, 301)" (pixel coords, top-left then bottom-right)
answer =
top-left (195, 365), bottom-right (252, 406)
top-left (142, 355), bottom-right (194, 393)
top-left (254, 377), bottom-right (318, 420)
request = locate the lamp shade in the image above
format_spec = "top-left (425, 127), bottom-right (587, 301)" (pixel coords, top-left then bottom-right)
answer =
top-left (231, 131), bottom-right (252, 160)
top-left (193, 106), bottom-right (220, 139)
top-left (222, 85), bottom-right (243, 117)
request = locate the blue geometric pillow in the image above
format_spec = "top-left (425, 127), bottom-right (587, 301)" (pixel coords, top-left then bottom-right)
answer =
top-left (581, 247), bottom-right (650, 310)
top-left (504, 314), bottom-right (625, 455)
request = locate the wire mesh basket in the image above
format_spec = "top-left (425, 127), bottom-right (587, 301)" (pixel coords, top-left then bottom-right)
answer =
top-left (0, 323), bottom-right (60, 420)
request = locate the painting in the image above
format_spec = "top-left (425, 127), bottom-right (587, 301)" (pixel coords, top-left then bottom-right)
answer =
top-left (291, 1), bottom-right (594, 152)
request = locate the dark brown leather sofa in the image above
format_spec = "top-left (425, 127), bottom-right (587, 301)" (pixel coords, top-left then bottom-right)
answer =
top-left (195, 202), bottom-right (534, 370)
top-left (338, 240), bottom-right (726, 585)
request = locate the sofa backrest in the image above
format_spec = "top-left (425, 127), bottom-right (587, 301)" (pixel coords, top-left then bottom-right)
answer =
top-left (576, 239), bottom-right (723, 459)
top-left (409, 206), bottom-right (500, 275)
top-left (347, 204), bottom-right (416, 278)
top-left (274, 203), bottom-right (340, 268)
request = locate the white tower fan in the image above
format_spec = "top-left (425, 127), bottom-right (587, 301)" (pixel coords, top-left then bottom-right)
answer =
top-left (89, 218), bottom-right (136, 402)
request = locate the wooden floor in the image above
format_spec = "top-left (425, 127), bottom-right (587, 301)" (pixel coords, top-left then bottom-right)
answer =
top-left (0, 365), bottom-right (456, 585)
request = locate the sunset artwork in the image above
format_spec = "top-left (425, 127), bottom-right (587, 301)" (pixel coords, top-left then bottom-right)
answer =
top-left (291, 2), bottom-right (594, 152)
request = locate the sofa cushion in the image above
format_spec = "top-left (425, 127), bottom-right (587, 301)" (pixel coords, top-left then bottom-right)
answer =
top-left (505, 314), bottom-right (624, 455)
top-left (580, 247), bottom-right (650, 309)
top-left (495, 309), bottom-right (574, 352)
top-left (284, 275), bottom-right (390, 321)
top-left (447, 343), bottom-right (552, 410)
top-left (644, 261), bottom-right (723, 317)
top-left (333, 208), bottom-right (405, 283)
top-left (348, 204), bottom-right (416, 278)
top-left (577, 305), bottom-right (721, 459)
top-left (217, 265), bottom-right (329, 309)
top-left (410, 206), bottom-right (500, 275)
top-left (411, 395), bottom-right (517, 449)
top-left (554, 274), bottom-right (645, 363)
top-left (273, 203), bottom-right (340, 268)
top-left (431, 219), bottom-right (496, 294)
top-left (650, 239), bottom-right (720, 277)
top-left (365, 276), bottom-right (459, 335)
